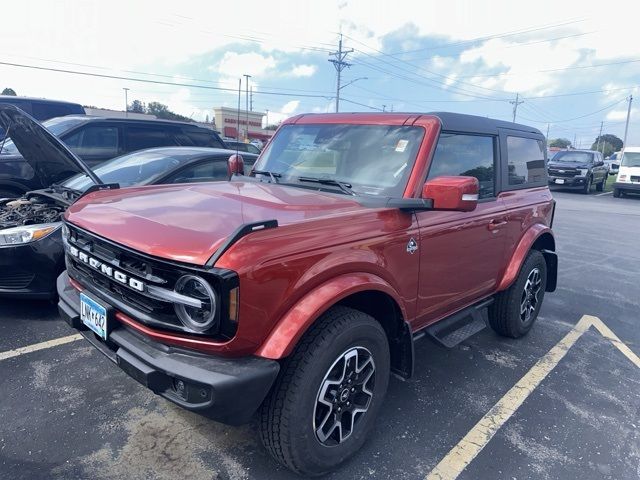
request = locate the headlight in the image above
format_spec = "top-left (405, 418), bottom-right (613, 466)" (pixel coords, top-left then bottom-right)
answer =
top-left (173, 275), bottom-right (218, 332)
top-left (0, 222), bottom-right (61, 246)
top-left (578, 169), bottom-right (589, 176)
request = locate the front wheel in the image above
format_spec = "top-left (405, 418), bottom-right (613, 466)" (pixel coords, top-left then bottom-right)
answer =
top-left (260, 306), bottom-right (390, 476)
top-left (596, 176), bottom-right (605, 192)
top-left (613, 188), bottom-right (622, 198)
top-left (489, 250), bottom-right (547, 338)
top-left (582, 175), bottom-right (592, 194)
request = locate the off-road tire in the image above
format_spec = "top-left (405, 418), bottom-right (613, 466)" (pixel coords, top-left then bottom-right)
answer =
top-left (259, 306), bottom-right (390, 476)
top-left (613, 188), bottom-right (621, 198)
top-left (489, 250), bottom-right (547, 338)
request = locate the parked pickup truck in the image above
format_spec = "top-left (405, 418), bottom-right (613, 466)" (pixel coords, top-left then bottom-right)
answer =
top-left (57, 112), bottom-right (557, 475)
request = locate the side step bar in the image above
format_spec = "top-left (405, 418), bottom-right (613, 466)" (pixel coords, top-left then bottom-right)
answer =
top-left (419, 298), bottom-right (494, 348)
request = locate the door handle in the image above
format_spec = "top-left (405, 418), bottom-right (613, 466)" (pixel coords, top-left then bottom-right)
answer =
top-left (488, 219), bottom-right (507, 231)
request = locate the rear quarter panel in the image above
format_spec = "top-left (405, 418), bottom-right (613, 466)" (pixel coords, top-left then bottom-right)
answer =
top-left (498, 186), bottom-right (555, 290)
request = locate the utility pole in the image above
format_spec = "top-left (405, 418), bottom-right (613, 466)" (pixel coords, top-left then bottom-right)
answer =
top-left (623, 94), bottom-right (633, 150)
top-left (546, 123), bottom-right (550, 140)
top-left (250, 86), bottom-right (253, 112)
top-left (236, 78), bottom-right (242, 142)
top-left (243, 74), bottom-right (251, 141)
top-left (123, 88), bottom-right (130, 118)
top-left (328, 33), bottom-right (353, 113)
top-left (573, 133), bottom-right (577, 149)
top-left (597, 121), bottom-right (604, 153)
top-left (382, 104), bottom-right (386, 112)
top-left (510, 93), bottom-right (524, 123)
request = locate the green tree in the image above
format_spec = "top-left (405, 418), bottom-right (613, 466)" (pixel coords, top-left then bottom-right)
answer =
top-left (1, 88), bottom-right (17, 96)
top-left (128, 99), bottom-right (145, 113)
top-left (592, 141), bottom-right (616, 158)
top-left (591, 134), bottom-right (622, 153)
top-left (549, 138), bottom-right (571, 148)
top-left (145, 101), bottom-right (192, 122)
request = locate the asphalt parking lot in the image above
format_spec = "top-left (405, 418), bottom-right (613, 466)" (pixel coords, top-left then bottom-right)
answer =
top-left (1, 190), bottom-right (639, 480)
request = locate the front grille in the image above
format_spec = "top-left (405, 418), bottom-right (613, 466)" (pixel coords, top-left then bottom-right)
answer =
top-left (63, 223), bottom-right (237, 338)
top-left (548, 169), bottom-right (578, 178)
top-left (0, 271), bottom-right (34, 289)
top-left (631, 176), bottom-right (640, 183)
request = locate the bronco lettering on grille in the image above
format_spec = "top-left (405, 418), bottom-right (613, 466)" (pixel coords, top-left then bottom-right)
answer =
top-left (68, 245), bottom-right (145, 292)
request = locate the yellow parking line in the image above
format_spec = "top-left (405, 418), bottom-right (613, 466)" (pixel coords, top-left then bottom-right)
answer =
top-left (0, 334), bottom-right (82, 362)
top-left (425, 315), bottom-right (639, 480)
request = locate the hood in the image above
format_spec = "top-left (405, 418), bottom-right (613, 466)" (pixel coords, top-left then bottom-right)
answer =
top-left (65, 181), bottom-right (365, 265)
top-left (0, 104), bottom-right (102, 187)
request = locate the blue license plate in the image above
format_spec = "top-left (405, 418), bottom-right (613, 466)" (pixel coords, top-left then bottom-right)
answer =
top-left (80, 293), bottom-right (108, 340)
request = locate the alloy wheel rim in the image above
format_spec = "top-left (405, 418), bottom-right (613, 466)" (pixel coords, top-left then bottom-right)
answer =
top-left (313, 347), bottom-right (376, 446)
top-left (520, 267), bottom-right (542, 323)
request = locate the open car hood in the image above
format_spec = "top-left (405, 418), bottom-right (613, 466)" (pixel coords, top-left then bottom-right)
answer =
top-left (0, 103), bottom-right (102, 187)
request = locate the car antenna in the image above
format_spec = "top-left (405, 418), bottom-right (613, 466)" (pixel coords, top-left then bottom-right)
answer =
top-left (236, 77), bottom-right (241, 159)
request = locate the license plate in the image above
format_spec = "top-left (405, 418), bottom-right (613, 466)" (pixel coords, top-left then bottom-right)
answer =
top-left (555, 179), bottom-right (565, 184)
top-left (80, 293), bottom-right (109, 340)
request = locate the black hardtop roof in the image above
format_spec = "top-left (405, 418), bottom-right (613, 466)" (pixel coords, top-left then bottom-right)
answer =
top-left (0, 95), bottom-right (83, 107)
top-left (427, 111), bottom-right (543, 136)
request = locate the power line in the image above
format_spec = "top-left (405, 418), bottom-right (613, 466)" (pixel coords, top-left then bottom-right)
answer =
top-left (382, 18), bottom-right (586, 55)
top-left (515, 97), bottom-right (627, 123)
top-left (0, 60), bottom-right (335, 100)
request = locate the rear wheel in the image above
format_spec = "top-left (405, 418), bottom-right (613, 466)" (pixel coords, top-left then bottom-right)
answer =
top-left (489, 250), bottom-right (547, 338)
top-left (260, 306), bottom-right (390, 476)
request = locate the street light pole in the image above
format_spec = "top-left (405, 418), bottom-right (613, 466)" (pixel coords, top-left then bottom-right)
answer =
top-left (243, 74), bottom-right (251, 141)
top-left (123, 88), bottom-right (130, 118)
top-left (623, 94), bottom-right (633, 150)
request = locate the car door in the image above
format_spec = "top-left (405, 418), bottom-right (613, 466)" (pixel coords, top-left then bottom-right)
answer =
top-left (413, 132), bottom-right (507, 329)
top-left (61, 123), bottom-right (122, 167)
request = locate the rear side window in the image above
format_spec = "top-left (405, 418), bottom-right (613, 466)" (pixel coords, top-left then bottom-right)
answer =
top-left (181, 128), bottom-right (225, 148)
top-left (31, 102), bottom-right (82, 120)
top-left (165, 159), bottom-right (229, 183)
top-left (506, 136), bottom-right (546, 186)
top-left (427, 133), bottom-right (496, 199)
top-left (63, 125), bottom-right (119, 157)
top-left (125, 126), bottom-right (176, 151)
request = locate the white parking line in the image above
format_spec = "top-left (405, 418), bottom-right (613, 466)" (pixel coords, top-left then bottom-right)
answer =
top-left (596, 191), bottom-right (613, 196)
top-left (0, 334), bottom-right (82, 362)
top-left (425, 315), bottom-right (640, 480)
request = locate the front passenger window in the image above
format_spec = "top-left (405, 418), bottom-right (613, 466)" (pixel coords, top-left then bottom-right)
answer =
top-left (427, 133), bottom-right (495, 199)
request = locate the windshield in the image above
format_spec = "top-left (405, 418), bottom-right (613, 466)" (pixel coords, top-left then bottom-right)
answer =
top-left (552, 151), bottom-right (594, 163)
top-left (0, 116), bottom-right (85, 155)
top-left (255, 124), bottom-right (425, 196)
top-left (63, 149), bottom-right (193, 190)
top-left (621, 151), bottom-right (640, 167)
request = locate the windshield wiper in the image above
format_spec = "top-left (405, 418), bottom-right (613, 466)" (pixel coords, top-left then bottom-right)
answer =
top-left (296, 176), bottom-right (356, 196)
top-left (253, 170), bottom-right (281, 183)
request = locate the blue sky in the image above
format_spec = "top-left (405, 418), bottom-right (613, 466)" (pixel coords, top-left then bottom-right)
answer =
top-left (3, 0), bottom-right (639, 146)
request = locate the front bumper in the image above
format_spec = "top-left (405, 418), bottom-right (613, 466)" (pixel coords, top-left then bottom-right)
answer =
top-left (548, 176), bottom-right (588, 188)
top-left (614, 182), bottom-right (640, 193)
top-left (57, 271), bottom-right (279, 425)
top-left (0, 230), bottom-right (63, 298)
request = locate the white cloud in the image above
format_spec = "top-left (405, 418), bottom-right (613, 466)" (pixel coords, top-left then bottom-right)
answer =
top-left (281, 100), bottom-right (300, 115)
top-left (291, 64), bottom-right (317, 77)
top-left (214, 52), bottom-right (276, 79)
top-left (606, 107), bottom-right (637, 122)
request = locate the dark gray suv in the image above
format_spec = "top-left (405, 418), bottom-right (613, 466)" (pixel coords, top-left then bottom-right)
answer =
top-left (0, 113), bottom-right (227, 196)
